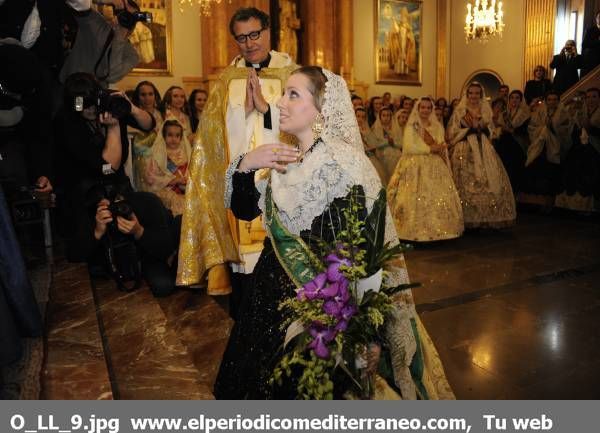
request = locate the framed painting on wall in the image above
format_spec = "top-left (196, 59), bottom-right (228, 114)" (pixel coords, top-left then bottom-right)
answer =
top-left (96, 0), bottom-right (173, 76)
top-left (374, 0), bottom-right (422, 85)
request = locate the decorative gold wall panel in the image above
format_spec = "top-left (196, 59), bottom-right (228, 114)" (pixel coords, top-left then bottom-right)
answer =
top-left (299, 0), bottom-right (337, 70)
top-left (336, 0), bottom-right (354, 79)
top-left (523, 0), bottom-right (557, 85)
top-left (436, 0), bottom-right (447, 98)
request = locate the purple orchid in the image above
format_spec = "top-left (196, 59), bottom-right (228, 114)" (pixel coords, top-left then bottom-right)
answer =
top-left (325, 254), bottom-right (352, 282)
top-left (334, 304), bottom-right (357, 332)
top-left (297, 272), bottom-right (327, 300)
top-left (335, 319), bottom-right (349, 332)
top-left (322, 280), bottom-right (352, 318)
top-left (307, 324), bottom-right (337, 359)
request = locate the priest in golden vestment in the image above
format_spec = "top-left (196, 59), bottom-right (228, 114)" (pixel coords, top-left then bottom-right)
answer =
top-left (177, 7), bottom-right (297, 295)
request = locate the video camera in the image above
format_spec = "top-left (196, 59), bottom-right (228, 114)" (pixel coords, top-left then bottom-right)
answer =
top-left (117, 9), bottom-right (152, 31)
top-left (74, 87), bottom-right (132, 119)
top-left (93, 0), bottom-right (152, 30)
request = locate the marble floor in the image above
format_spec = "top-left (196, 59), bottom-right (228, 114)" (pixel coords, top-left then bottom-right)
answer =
top-left (41, 211), bottom-right (600, 399)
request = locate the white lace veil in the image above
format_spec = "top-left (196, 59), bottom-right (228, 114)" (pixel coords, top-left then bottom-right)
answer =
top-left (263, 68), bottom-right (383, 236)
top-left (406, 97), bottom-right (444, 136)
top-left (453, 81), bottom-right (493, 126)
top-left (402, 97), bottom-right (445, 154)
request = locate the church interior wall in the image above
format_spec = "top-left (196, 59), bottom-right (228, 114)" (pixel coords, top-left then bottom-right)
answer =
top-left (448, 0), bottom-right (526, 99)
top-left (114, 0), bottom-right (530, 102)
top-left (352, 0), bottom-right (438, 99)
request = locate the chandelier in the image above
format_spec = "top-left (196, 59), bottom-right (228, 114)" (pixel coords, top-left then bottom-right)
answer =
top-left (178, 0), bottom-right (230, 16)
top-left (464, 0), bottom-right (505, 43)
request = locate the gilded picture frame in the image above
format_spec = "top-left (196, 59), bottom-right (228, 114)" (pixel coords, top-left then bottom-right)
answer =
top-left (96, 0), bottom-right (173, 76)
top-left (374, 0), bottom-right (422, 85)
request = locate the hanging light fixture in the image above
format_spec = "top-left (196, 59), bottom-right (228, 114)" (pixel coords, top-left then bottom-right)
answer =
top-left (178, 0), bottom-right (230, 17)
top-left (464, 0), bottom-right (505, 43)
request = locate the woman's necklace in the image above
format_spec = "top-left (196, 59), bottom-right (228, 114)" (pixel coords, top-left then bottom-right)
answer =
top-left (296, 139), bottom-right (322, 163)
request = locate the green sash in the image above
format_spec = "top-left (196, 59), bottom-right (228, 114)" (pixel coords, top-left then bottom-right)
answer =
top-left (264, 184), bottom-right (324, 288)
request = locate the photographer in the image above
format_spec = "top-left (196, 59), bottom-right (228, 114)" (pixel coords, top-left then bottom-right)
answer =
top-left (59, 0), bottom-right (143, 86)
top-left (92, 192), bottom-right (181, 297)
top-left (56, 72), bottom-right (153, 257)
top-left (550, 40), bottom-right (583, 96)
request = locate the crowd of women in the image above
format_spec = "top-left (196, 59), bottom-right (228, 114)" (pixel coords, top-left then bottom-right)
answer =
top-left (351, 72), bottom-right (599, 244)
top-left (123, 83), bottom-right (207, 217)
top-left (119, 68), bottom-right (599, 251)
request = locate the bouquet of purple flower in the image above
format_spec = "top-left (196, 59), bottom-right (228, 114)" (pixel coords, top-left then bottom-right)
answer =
top-left (270, 188), bottom-right (417, 399)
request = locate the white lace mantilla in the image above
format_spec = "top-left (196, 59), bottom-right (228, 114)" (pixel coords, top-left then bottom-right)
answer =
top-left (258, 144), bottom-right (380, 235)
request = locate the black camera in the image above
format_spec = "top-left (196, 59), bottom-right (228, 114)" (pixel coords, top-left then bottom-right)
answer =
top-left (116, 0), bottom-right (153, 31)
top-left (117, 10), bottom-right (152, 30)
top-left (74, 88), bottom-right (131, 119)
top-left (108, 199), bottom-right (134, 220)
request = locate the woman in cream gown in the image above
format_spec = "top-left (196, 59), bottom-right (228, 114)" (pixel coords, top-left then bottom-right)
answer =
top-left (356, 107), bottom-right (388, 184)
top-left (494, 90), bottom-right (530, 193)
top-left (447, 82), bottom-right (516, 228)
top-left (388, 97), bottom-right (464, 241)
top-left (380, 107), bottom-right (408, 176)
top-left (131, 81), bottom-right (164, 192)
top-left (215, 66), bottom-right (453, 400)
top-left (368, 106), bottom-right (402, 182)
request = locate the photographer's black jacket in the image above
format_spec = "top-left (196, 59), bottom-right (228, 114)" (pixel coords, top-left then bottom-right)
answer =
top-left (55, 110), bottom-right (155, 261)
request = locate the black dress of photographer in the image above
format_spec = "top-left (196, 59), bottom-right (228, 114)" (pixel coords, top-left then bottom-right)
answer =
top-left (56, 73), bottom-right (180, 297)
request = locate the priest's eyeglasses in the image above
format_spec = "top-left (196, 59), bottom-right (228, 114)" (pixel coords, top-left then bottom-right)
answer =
top-left (234, 28), bottom-right (266, 44)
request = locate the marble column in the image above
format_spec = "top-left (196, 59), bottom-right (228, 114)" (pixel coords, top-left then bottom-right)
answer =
top-left (336, 0), bottom-right (353, 81)
top-left (298, 0), bottom-right (336, 70)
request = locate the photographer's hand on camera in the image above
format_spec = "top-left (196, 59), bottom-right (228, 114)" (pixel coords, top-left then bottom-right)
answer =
top-left (116, 212), bottom-right (144, 240)
top-left (94, 198), bottom-right (144, 240)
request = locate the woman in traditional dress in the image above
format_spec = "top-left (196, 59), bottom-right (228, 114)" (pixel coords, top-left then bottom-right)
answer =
top-left (131, 81), bottom-right (163, 191)
top-left (188, 88), bottom-right (208, 136)
top-left (520, 91), bottom-right (572, 208)
top-left (494, 90), bottom-right (530, 193)
top-left (145, 120), bottom-right (192, 216)
top-left (447, 82), bottom-right (516, 228)
top-left (214, 66), bottom-right (454, 400)
top-left (161, 86), bottom-right (192, 141)
top-left (388, 107), bottom-right (409, 168)
top-left (387, 97), bottom-right (463, 241)
top-left (368, 106), bottom-right (401, 182)
top-left (555, 87), bottom-right (600, 211)
top-left (355, 107), bottom-right (387, 184)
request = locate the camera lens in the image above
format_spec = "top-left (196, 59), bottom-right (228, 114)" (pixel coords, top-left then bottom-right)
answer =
top-left (108, 95), bottom-right (132, 119)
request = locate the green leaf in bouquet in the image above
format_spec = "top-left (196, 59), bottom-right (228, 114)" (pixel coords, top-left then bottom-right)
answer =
top-left (363, 188), bottom-right (388, 274)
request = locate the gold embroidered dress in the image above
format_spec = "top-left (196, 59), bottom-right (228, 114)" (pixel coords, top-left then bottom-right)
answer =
top-left (131, 109), bottom-right (163, 192)
top-left (447, 88), bottom-right (516, 228)
top-left (388, 99), bottom-right (464, 241)
top-left (177, 51), bottom-right (297, 294)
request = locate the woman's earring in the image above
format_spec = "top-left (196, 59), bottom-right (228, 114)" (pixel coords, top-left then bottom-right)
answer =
top-left (311, 113), bottom-right (325, 142)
